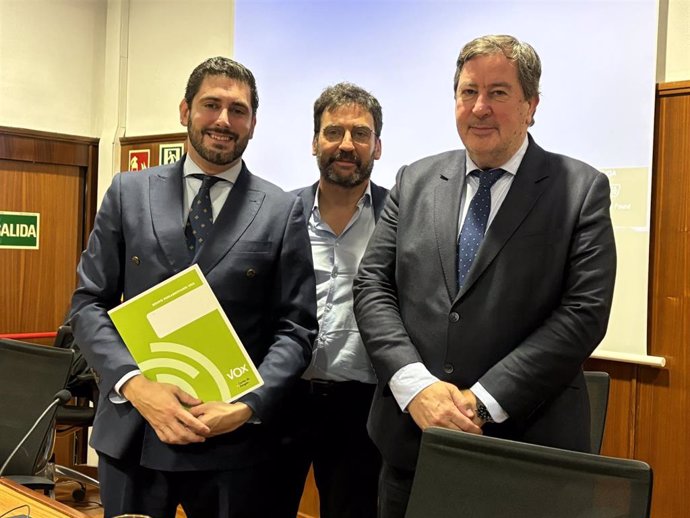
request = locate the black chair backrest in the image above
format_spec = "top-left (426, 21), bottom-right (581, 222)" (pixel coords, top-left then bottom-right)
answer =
top-left (586, 370), bottom-right (611, 454)
top-left (0, 339), bottom-right (74, 476)
top-left (52, 324), bottom-right (98, 427)
top-left (406, 427), bottom-right (652, 518)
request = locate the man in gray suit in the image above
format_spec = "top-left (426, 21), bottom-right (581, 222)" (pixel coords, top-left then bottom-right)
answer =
top-left (68, 57), bottom-right (317, 518)
top-left (353, 35), bottom-right (617, 518)
top-left (279, 83), bottom-right (388, 518)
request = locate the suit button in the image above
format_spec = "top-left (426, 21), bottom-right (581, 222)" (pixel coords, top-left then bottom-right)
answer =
top-left (443, 363), bottom-right (454, 374)
top-left (448, 312), bottom-right (460, 323)
top-left (246, 268), bottom-right (256, 278)
top-left (131, 256), bottom-right (141, 265)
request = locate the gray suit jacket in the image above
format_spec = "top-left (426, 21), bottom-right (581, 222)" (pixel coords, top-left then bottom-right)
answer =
top-left (353, 136), bottom-right (616, 470)
top-left (69, 158), bottom-right (318, 471)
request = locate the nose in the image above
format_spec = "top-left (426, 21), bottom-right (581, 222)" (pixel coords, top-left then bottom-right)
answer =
top-left (216, 108), bottom-right (231, 126)
top-left (472, 93), bottom-right (492, 118)
top-left (338, 130), bottom-right (355, 151)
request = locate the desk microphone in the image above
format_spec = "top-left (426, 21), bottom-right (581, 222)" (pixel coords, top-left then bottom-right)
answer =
top-left (0, 389), bottom-right (72, 478)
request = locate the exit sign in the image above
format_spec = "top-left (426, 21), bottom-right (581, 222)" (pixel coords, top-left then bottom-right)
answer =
top-left (0, 211), bottom-right (40, 249)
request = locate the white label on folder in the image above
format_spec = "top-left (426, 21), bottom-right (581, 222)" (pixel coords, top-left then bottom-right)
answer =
top-left (146, 285), bottom-right (215, 337)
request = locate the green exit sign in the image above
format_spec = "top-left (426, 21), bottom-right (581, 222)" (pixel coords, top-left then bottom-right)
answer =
top-left (0, 211), bottom-right (40, 249)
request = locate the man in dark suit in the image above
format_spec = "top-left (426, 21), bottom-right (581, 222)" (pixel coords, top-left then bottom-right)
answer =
top-left (353, 35), bottom-right (617, 518)
top-left (68, 57), bottom-right (317, 518)
top-left (277, 83), bottom-right (388, 518)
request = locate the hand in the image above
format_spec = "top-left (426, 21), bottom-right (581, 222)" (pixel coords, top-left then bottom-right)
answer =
top-left (188, 401), bottom-right (254, 436)
top-left (407, 381), bottom-right (483, 434)
top-left (458, 388), bottom-right (486, 426)
top-left (121, 375), bottom-right (210, 445)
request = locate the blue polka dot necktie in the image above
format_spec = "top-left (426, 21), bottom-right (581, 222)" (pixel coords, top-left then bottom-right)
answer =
top-left (457, 168), bottom-right (505, 290)
top-left (185, 174), bottom-right (221, 255)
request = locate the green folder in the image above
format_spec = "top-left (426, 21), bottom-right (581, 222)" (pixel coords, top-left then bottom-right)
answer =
top-left (108, 264), bottom-right (263, 402)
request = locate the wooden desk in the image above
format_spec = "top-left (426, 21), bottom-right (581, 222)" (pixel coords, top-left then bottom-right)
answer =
top-left (0, 478), bottom-right (88, 518)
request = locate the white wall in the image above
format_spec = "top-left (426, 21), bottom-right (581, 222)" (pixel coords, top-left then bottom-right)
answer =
top-left (0, 0), bottom-right (106, 136)
top-left (125, 0), bottom-right (233, 136)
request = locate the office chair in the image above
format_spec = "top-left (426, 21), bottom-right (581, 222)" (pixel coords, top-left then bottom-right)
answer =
top-left (51, 324), bottom-right (100, 501)
top-left (0, 338), bottom-right (74, 494)
top-left (406, 427), bottom-right (652, 518)
top-left (585, 371), bottom-right (611, 454)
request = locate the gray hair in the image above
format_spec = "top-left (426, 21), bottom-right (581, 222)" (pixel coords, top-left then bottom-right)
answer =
top-left (453, 34), bottom-right (541, 102)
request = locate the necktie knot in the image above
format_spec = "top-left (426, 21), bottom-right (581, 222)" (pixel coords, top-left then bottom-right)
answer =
top-left (193, 173), bottom-right (221, 190)
top-left (471, 168), bottom-right (505, 190)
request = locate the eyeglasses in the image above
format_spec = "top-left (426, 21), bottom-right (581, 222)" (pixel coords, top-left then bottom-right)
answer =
top-left (321, 125), bottom-right (374, 144)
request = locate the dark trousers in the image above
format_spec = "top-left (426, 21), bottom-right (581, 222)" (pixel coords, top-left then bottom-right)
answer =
top-left (377, 461), bottom-right (416, 518)
top-left (276, 379), bottom-right (381, 518)
top-left (98, 452), bottom-right (277, 518)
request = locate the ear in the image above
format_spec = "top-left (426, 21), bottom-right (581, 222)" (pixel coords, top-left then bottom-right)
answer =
top-left (373, 137), bottom-right (382, 160)
top-left (526, 95), bottom-right (540, 125)
top-left (312, 135), bottom-right (318, 156)
top-left (248, 115), bottom-right (257, 139)
top-left (179, 99), bottom-right (190, 127)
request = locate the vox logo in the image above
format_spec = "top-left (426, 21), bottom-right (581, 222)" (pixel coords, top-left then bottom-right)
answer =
top-left (226, 364), bottom-right (249, 380)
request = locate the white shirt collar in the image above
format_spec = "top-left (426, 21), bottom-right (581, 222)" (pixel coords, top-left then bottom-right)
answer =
top-left (312, 181), bottom-right (373, 214)
top-left (183, 155), bottom-right (243, 184)
top-left (465, 134), bottom-right (529, 177)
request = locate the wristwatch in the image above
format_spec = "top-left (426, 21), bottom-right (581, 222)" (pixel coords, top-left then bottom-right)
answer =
top-left (475, 397), bottom-right (494, 423)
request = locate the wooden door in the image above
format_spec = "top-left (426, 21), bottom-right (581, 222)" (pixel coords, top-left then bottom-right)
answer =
top-left (0, 159), bottom-right (83, 335)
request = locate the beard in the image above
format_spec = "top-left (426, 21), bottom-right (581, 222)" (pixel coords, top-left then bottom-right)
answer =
top-left (318, 150), bottom-right (374, 188)
top-left (187, 124), bottom-right (249, 167)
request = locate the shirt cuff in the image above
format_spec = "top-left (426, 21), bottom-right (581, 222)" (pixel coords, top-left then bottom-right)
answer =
top-left (389, 362), bottom-right (439, 412)
top-left (471, 382), bottom-right (509, 423)
top-left (110, 369), bottom-right (142, 404)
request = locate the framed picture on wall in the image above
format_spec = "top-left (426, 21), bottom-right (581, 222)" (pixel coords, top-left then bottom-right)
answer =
top-left (159, 143), bottom-right (184, 165)
top-left (128, 149), bottom-right (150, 171)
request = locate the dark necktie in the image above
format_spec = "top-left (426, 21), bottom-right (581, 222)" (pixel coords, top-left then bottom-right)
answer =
top-left (457, 168), bottom-right (505, 290)
top-left (185, 174), bottom-right (221, 255)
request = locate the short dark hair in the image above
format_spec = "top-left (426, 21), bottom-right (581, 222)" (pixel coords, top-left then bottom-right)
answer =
top-left (313, 82), bottom-right (383, 137)
top-left (453, 35), bottom-right (541, 101)
top-left (184, 56), bottom-right (259, 114)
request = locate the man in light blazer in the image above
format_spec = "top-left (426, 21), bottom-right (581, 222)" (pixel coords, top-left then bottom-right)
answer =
top-left (353, 35), bottom-right (616, 518)
top-left (278, 83), bottom-right (388, 518)
top-left (68, 57), bottom-right (317, 518)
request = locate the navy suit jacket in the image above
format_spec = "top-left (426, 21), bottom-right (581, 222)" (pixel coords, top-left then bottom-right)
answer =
top-left (69, 158), bottom-right (318, 471)
top-left (354, 136), bottom-right (617, 470)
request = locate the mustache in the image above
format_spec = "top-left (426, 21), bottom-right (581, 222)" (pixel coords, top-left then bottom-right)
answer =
top-left (327, 151), bottom-right (361, 166)
top-left (203, 128), bottom-right (239, 140)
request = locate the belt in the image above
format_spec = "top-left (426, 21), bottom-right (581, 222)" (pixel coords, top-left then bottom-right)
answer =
top-left (301, 378), bottom-right (372, 397)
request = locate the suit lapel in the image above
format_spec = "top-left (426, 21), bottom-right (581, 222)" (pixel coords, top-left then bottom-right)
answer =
top-left (196, 165), bottom-right (264, 273)
top-left (149, 162), bottom-right (191, 270)
top-left (370, 181), bottom-right (388, 221)
top-left (456, 137), bottom-right (551, 299)
top-left (434, 153), bottom-right (466, 300)
top-left (299, 183), bottom-right (318, 221)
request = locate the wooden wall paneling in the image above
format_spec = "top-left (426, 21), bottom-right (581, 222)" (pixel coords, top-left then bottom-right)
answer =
top-left (297, 466), bottom-right (319, 518)
top-left (584, 359), bottom-right (637, 458)
top-left (636, 81), bottom-right (690, 518)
